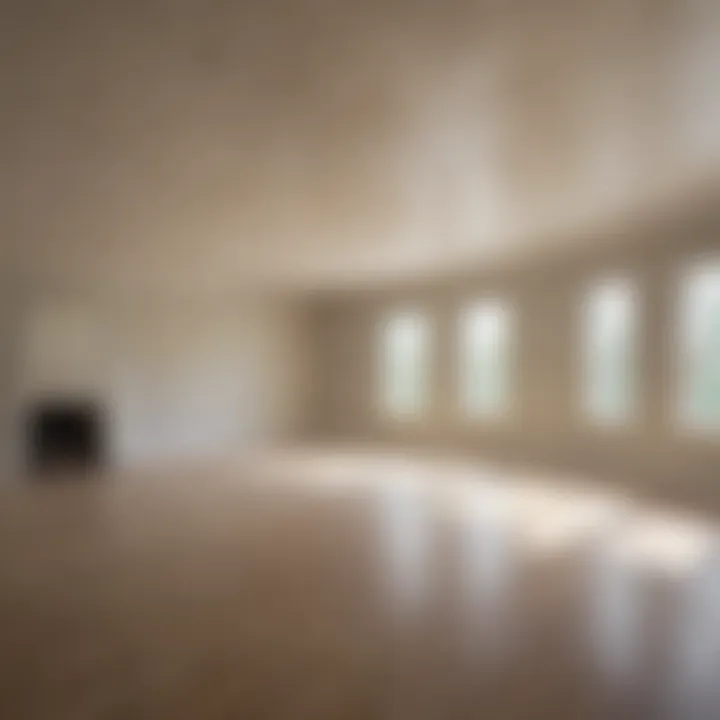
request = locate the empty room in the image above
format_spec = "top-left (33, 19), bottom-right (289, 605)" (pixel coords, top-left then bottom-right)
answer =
top-left (2, 0), bottom-right (720, 718)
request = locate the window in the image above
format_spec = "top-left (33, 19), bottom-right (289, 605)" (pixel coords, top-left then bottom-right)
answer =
top-left (581, 278), bottom-right (637, 425)
top-left (678, 263), bottom-right (720, 432)
top-left (459, 299), bottom-right (514, 419)
top-left (380, 311), bottom-right (430, 418)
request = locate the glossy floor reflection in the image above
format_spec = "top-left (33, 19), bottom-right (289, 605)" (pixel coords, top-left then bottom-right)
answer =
top-left (2, 451), bottom-right (720, 719)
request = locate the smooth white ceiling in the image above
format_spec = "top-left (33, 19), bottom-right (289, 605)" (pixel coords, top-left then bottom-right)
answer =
top-left (1, 0), bottom-right (719, 291)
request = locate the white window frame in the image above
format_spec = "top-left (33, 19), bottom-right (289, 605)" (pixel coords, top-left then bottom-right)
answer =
top-left (676, 259), bottom-right (720, 436)
top-left (378, 309), bottom-right (431, 421)
top-left (458, 298), bottom-right (515, 422)
top-left (580, 276), bottom-right (639, 428)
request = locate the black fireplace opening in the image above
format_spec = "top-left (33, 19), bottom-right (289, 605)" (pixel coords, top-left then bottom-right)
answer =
top-left (27, 401), bottom-right (105, 474)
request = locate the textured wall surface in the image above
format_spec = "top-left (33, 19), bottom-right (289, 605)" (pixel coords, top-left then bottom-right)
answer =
top-left (307, 205), bottom-right (720, 511)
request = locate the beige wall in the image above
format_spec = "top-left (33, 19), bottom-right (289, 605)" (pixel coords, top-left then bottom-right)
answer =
top-left (0, 289), bottom-right (309, 475)
top-left (307, 203), bottom-right (720, 512)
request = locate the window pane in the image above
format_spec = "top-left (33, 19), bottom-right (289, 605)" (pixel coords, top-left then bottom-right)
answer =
top-left (381, 312), bottom-right (429, 418)
top-left (582, 279), bottom-right (637, 424)
top-left (679, 264), bottom-right (720, 431)
top-left (460, 300), bottom-right (513, 418)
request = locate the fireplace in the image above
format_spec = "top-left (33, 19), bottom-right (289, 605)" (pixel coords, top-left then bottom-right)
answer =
top-left (27, 401), bottom-right (104, 474)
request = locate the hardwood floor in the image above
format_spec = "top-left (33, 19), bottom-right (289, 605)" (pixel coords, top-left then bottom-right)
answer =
top-left (1, 451), bottom-right (720, 719)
